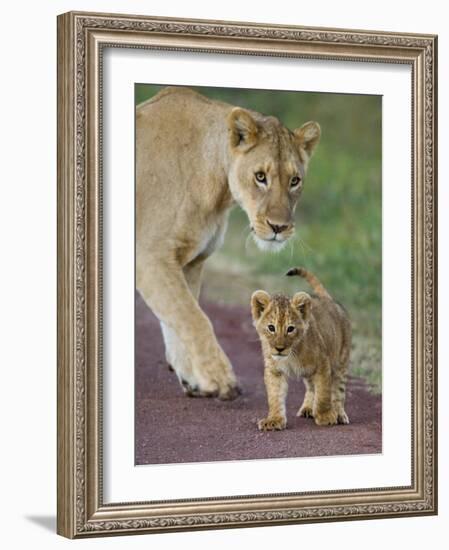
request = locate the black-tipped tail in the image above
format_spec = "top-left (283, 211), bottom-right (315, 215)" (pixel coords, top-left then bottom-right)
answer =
top-left (286, 267), bottom-right (305, 278)
top-left (285, 266), bottom-right (331, 298)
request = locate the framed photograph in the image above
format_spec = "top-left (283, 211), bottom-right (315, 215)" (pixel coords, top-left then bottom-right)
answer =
top-left (57, 11), bottom-right (438, 538)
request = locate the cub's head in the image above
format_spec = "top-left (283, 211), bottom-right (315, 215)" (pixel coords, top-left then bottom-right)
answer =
top-left (227, 108), bottom-right (320, 252)
top-left (251, 290), bottom-right (312, 361)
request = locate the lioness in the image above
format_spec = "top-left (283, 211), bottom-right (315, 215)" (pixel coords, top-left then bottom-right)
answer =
top-left (251, 267), bottom-right (351, 429)
top-left (136, 87), bottom-right (321, 399)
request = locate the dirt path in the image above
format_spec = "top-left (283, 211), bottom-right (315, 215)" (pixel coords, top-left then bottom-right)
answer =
top-left (135, 293), bottom-right (382, 465)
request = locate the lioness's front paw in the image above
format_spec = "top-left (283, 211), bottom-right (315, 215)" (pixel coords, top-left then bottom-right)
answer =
top-left (189, 377), bottom-right (241, 400)
top-left (314, 409), bottom-right (338, 426)
top-left (297, 405), bottom-right (314, 418)
top-left (195, 376), bottom-right (241, 401)
top-left (195, 355), bottom-right (241, 401)
top-left (215, 364), bottom-right (241, 401)
top-left (337, 410), bottom-right (350, 425)
top-left (257, 416), bottom-right (287, 431)
top-left (181, 379), bottom-right (218, 398)
top-left (218, 383), bottom-right (242, 401)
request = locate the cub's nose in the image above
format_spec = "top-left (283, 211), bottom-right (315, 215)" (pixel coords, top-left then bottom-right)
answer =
top-left (275, 346), bottom-right (286, 353)
top-left (267, 220), bottom-right (290, 234)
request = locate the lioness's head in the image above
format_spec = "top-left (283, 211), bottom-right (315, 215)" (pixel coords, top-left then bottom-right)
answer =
top-left (251, 290), bottom-right (312, 361)
top-left (227, 108), bottom-right (320, 252)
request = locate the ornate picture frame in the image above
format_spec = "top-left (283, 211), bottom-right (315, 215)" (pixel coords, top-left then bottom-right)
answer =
top-left (57, 11), bottom-right (437, 538)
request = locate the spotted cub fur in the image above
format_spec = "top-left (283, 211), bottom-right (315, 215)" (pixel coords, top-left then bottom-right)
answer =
top-left (251, 267), bottom-right (351, 430)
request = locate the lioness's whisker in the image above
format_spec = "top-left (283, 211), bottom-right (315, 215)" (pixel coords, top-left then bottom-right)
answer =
top-left (288, 238), bottom-right (295, 262)
top-left (293, 236), bottom-right (309, 260)
top-left (244, 231), bottom-right (253, 253)
top-left (299, 236), bottom-right (315, 255)
top-left (298, 238), bottom-right (307, 259)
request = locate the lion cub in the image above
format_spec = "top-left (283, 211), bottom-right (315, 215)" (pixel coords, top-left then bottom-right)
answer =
top-left (251, 267), bottom-right (351, 430)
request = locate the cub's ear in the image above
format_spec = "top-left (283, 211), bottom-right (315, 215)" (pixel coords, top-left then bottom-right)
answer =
top-left (294, 121), bottom-right (321, 158)
top-left (251, 290), bottom-right (271, 320)
top-left (228, 108), bottom-right (259, 151)
top-left (292, 292), bottom-right (312, 320)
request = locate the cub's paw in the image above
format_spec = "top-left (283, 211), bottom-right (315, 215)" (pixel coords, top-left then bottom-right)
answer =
top-left (257, 416), bottom-right (287, 431)
top-left (297, 405), bottom-right (314, 418)
top-left (314, 410), bottom-right (338, 426)
top-left (337, 410), bottom-right (350, 425)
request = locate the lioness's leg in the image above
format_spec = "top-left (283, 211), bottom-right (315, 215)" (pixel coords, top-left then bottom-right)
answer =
top-left (297, 378), bottom-right (314, 418)
top-left (161, 260), bottom-right (206, 395)
top-left (313, 361), bottom-right (338, 426)
top-left (160, 322), bottom-right (197, 390)
top-left (258, 367), bottom-right (288, 431)
top-left (138, 259), bottom-right (239, 399)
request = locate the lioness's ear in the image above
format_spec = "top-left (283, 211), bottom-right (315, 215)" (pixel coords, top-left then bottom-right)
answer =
top-left (251, 290), bottom-right (271, 320)
top-left (228, 108), bottom-right (259, 151)
top-left (294, 121), bottom-right (321, 158)
top-left (292, 292), bottom-right (312, 320)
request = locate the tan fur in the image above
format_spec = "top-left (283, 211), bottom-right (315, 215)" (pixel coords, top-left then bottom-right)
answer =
top-left (251, 268), bottom-right (351, 429)
top-left (136, 87), bottom-right (320, 399)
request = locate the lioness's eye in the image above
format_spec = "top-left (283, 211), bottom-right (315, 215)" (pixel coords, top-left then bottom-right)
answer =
top-left (255, 171), bottom-right (267, 184)
top-left (267, 324), bottom-right (276, 333)
top-left (287, 325), bottom-right (295, 333)
top-left (290, 175), bottom-right (301, 188)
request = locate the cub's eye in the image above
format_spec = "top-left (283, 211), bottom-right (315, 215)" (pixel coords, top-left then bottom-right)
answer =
top-left (290, 175), bottom-right (301, 188)
top-left (267, 324), bottom-right (276, 333)
top-left (287, 325), bottom-right (295, 333)
top-left (255, 171), bottom-right (267, 184)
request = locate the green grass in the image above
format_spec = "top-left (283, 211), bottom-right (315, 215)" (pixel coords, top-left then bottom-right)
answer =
top-left (136, 84), bottom-right (382, 392)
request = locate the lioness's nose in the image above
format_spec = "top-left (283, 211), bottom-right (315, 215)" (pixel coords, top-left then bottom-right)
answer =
top-left (275, 346), bottom-right (286, 353)
top-left (267, 220), bottom-right (290, 234)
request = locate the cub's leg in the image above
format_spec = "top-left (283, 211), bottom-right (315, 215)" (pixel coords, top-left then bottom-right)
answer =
top-left (258, 367), bottom-right (288, 431)
top-left (297, 378), bottom-right (315, 418)
top-left (332, 350), bottom-right (350, 425)
top-left (138, 257), bottom-right (239, 400)
top-left (313, 360), bottom-right (338, 426)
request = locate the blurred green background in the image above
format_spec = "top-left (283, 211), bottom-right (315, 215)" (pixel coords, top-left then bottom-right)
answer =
top-left (136, 85), bottom-right (382, 392)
